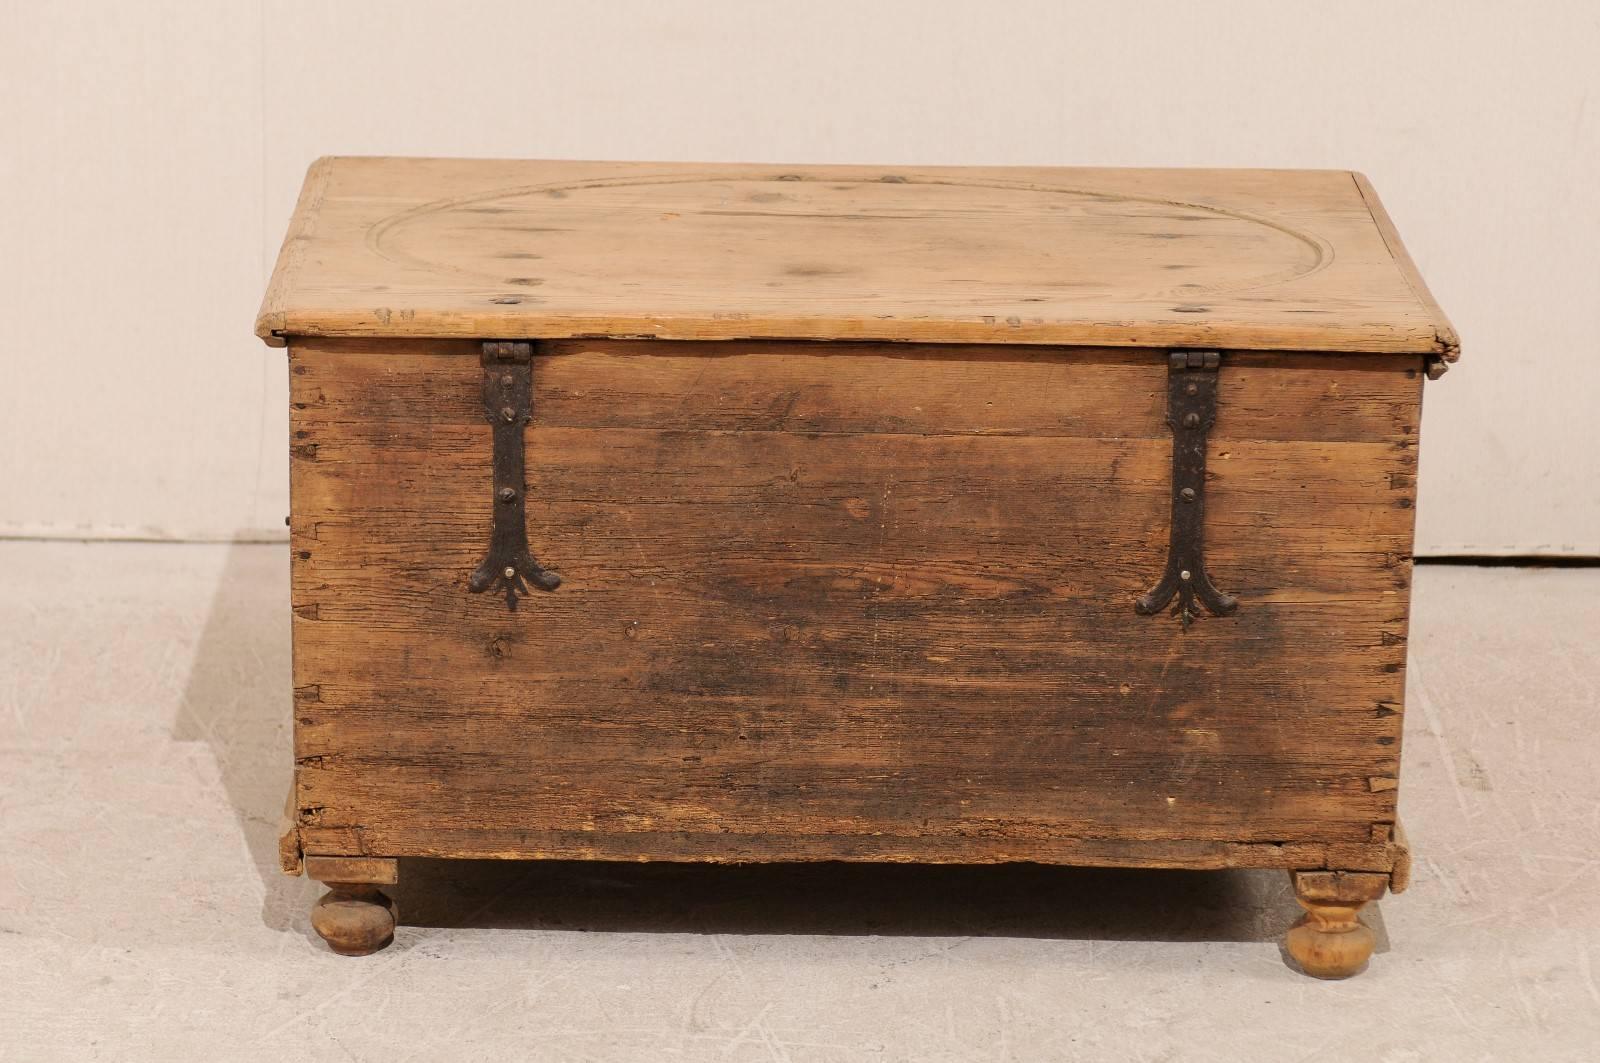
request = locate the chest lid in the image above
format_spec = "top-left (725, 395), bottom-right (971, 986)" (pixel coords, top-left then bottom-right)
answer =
top-left (257, 157), bottom-right (1456, 359)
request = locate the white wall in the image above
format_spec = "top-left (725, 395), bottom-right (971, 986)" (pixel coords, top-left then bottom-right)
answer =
top-left (4, 0), bottom-right (1597, 554)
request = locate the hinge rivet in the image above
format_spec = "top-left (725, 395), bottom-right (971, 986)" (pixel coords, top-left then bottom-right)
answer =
top-left (1180, 569), bottom-right (1192, 581)
top-left (1182, 412), bottom-right (1201, 429)
top-left (500, 407), bottom-right (516, 423)
top-left (503, 566), bottom-right (516, 580)
top-left (1180, 487), bottom-right (1196, 502)
top-left (498, 487), bottom-right (517, 503)
top-left (500, 374), bottom-right (514, 387)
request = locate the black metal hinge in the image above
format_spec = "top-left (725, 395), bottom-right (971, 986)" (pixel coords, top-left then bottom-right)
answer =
top-left (468, 341), bottom-right (561, 610)
top-left (1136, 350), bottom-right (1237, 629)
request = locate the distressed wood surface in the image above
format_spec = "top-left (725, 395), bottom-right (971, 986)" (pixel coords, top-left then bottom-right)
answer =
top-left (297, 826), bottom-right (1334, 870)
top-left (1389, 819), bottom-right (1413, 892)
top-left (287, 338), bottom-right (1421, 870)
top-left (258, 158), bottom-right (1455, 358)
top-left (278, 786), bottom-right (302, 875)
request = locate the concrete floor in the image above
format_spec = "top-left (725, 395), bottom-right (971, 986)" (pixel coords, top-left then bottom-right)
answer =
top-left (1, 542), bottom-right (1597, 1061)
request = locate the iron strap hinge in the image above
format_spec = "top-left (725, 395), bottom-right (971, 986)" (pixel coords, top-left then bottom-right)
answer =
top-left (1136, 350), bottom-right (1237, 629)
top-left (468, 341), bottom-right (561, 610)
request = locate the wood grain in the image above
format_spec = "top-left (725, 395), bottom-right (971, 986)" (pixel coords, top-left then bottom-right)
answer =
top-left (257, 159), bottom-right (1456, 357)
top-left (1351, 172), bottom-right (1460, 360)
top-left (287, 338), bottom-right (1420, 871)
top-left (296, 825), bottom-right (1334, 870)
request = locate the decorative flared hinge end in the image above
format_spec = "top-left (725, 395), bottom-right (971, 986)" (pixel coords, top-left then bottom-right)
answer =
top-left (469, 555), bottom-right (561, 611)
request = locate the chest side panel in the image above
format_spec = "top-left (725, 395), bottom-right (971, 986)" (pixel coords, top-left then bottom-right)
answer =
top-left (288, 339), bottom-right (1420, 863)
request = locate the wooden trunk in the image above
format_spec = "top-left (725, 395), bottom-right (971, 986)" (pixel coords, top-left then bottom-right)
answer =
top-left (259, 159), bottom-right (1454, 975)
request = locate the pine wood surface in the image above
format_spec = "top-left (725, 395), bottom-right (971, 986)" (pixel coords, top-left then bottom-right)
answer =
top-left (286, 338), bottom-right (1421, 871)
top-left (257, 158), bottom-right (1457, 358)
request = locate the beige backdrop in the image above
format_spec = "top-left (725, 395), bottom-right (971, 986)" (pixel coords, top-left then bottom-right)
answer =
top-left (3, 0), bottom-right (1596, 554)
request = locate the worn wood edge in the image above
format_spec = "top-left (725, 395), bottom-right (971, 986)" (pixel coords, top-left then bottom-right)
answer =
top-left (260, 314), bottom-right (1445, 355)
top-left (303, 854), bottom-right (400, 885)
top-left (290, 333), bottom-right (1443, 374)
top-left (1388, 819), bottom-right (1412, 893)
top-left (291, 828), bottom-right (1413, 873)
top-left (278, 786), bottom-right (303, 876)
top-left (1350, 171), bottom-right (1460, 362)
top-left (256, 156), bottom-right (338, 347)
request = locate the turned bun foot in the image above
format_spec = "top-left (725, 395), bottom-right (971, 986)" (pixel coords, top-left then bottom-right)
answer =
top-left (312, 884), bottom-right (397, 956)
top-left (303, 855), bottom-right (400, 956)
top-left (1286, 904), bottom-right (1376, 979)
top-left (1285, 870), bottom-right (1390, 979)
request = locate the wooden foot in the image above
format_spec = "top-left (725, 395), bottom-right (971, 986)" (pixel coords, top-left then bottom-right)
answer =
top-left (306, 855), bottom-right (399, 957)
top-left (1285, 870), bottom-right (1389, 979)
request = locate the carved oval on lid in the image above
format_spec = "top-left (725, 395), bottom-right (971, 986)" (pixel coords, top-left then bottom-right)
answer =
top-left (369, 173), bottom-right (1331, 305)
